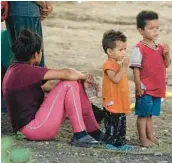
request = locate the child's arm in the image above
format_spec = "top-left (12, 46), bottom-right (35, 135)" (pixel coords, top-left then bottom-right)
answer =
top-left (106, 57), bottom-right (129, 84)
top-left (133, 68), bottom-right (144, 97)
top-left (162, 44), bottom-right (171, 68)
top-left (130, 47), bottom-right (144, 97)
top-left (164, 55), bottom-right (171, 68)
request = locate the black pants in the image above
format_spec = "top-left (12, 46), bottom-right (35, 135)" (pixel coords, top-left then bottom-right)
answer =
top-left (103, 108), bottom-right (126, 146)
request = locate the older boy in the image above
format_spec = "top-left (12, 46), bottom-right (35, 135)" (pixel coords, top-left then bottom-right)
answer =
top-left (130, 10), bottom-right (171, 147)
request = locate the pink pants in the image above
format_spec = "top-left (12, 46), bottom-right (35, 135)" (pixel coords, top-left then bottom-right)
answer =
top-left (20, 81), bottom-right (99, 140)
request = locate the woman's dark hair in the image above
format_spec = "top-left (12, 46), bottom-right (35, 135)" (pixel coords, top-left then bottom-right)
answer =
top-left (102, 29), bottom-right (126, 54)
top-left (136, 10), bottom-right (159, 29)
top-left (12, 29), bottom-right (42, 62)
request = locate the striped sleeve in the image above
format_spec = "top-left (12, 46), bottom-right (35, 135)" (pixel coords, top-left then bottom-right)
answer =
top-left (130, 47), bottom-right (143, 68)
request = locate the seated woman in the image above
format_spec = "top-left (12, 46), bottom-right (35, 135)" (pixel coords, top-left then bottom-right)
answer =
top-left (2, 29), bottom-right (104, 147)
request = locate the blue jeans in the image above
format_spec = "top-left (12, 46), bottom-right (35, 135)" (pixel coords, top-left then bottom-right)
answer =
top-left (5, 16), bottom-right (44, 67)
top-left (135, 95), bottom-right (161, 117)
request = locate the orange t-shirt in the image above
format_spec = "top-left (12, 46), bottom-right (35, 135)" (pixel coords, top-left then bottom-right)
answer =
top-left (102, 59), bottom-right (131, 114)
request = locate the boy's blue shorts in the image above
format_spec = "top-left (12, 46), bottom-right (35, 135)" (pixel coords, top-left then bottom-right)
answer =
top-left (135, 95), bottom-right (161, 117)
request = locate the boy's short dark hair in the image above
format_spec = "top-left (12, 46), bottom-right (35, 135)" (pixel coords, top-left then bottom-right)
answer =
top-left (102, 29), bottom-right (126, 54)
top-left (136, 10), bottom-right (159, 29)
top-left (12, 29), bottom-right (42, 62)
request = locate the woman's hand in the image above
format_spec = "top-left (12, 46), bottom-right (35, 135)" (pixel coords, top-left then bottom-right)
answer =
top-left (41, 80), bottom-right (57, 93)
top-left (84, 74), bottom-right (99, 96)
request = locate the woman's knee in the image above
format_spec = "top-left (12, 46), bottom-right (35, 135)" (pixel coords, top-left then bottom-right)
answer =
top-left (58, 80), bottom-right (80, 88)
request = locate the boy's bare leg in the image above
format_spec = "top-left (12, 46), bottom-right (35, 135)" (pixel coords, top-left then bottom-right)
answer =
top-left (137, 116), bottom-right (155, 147)
top-left (146, 116), bottom-right (159, 145)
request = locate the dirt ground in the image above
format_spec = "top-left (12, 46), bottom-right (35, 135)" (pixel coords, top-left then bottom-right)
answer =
top-left (1, 1), bottom-right (172, 163)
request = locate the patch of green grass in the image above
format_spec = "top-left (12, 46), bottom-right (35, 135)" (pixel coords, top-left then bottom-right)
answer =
top-left (13, 131), bottom-right (26, 141)
top-left (154, 142), bottom-right (172, 154)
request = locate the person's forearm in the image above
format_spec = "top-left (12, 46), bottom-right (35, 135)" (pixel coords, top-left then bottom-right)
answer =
top-left (113, 67), bottom-right (126, 83)
top-left (34, 1), bottom-right (46, 8)
top-left (43, 68), bottom-right (87, 81)
top-left (66, 68), bottom-right (87, 81)
top-left (133, 68), bottom-right (141, 87)
top-left (163, 54), bottom-right (171, 68)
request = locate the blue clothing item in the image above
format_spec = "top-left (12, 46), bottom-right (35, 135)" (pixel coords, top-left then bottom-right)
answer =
top-left (6, 2), bottom-right (44, 67)
top-left (106, 144), bottom-right (134, 151)
top-left (8, 1), bottom-right (41, 17)
top-left (5, 16), bottom-right (45, 67)
top-left (1, 30), bottom-right (13, 69)
top-left (135, 95), bottom-right (161, 117)
top-left (1, 96), bottom-right (7, 113)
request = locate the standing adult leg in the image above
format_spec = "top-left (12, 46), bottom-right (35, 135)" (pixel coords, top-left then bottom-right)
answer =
top-left (6, 16), bottom-right (44, 67)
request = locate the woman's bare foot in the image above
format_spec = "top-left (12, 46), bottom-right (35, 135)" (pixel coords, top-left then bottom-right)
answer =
top-left (140, 138), bottom-right (156, 147)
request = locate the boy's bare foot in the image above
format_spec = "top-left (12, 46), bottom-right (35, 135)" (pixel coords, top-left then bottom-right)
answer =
top-left (140, 139), bottom-right (156, 147)
top-left (148, 137), bottom-right (159, 146)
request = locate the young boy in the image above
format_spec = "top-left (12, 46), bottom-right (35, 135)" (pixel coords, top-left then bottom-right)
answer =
top-left (102, 30), bottom-right (133, 151)
top-left (130, 10), bottom-right (171, 147)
